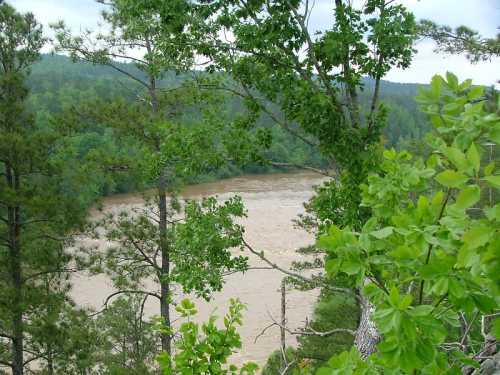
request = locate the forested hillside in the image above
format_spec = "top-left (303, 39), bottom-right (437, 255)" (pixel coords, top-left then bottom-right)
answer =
top-left (31, 54), bottom-right (428, 146)
top-left (28, 54), bottom-right (428, 197)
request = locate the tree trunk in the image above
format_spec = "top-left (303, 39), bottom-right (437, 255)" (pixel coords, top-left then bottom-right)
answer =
top-left (6, 164), bottom-right (24, 375)
top-left (159, 177), bottom-right (171, 355)
top-left (280, 279), bottom-right (287, 370)
top-left (354, 291), bottom-right (381, 359)
top-left (150, 71), bottom-right (172, 355)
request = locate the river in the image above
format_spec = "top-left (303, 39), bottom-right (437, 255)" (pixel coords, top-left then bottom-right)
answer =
top-left (70, 171), bottom-right (326, 367)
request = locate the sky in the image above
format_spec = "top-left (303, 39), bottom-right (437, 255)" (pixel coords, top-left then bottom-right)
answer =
top-left (6, 0), bottom-right (500, 86)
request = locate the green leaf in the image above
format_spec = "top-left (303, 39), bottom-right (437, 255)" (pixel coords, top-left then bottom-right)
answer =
top-left (409, 305), bottom-right (433, 317)
top-left (485, 204), bottom-right (500, 221)
top-left (463, 226), bottom-right (492, 249)
top-left (444, 147), bottom-right (468, 171)
top-left (416, 338), bottom-right (435, 363)
top-left (483, 175), bottom-right (500, 189)
top-left (431, 277), bottom-right (449, 295)
top-left (446, 71), bottom-right (459, 90)
top-left (430, 75), bottom-right (443, 98)
top-left (342, 259), bottom-right (362, 275)
top-left (492, 318), bottom-right (500, 339)
top-left (370, 227), bottom-right (394, 239)
top-left (466, 143), bottom-right (480, 173)
top-left (467, 85), bottom-right (483, 100)
top-left (398, 294), bottom-right (413, 310)
top-left (455, 185), bottom-right (480, 209)
top-left (484, 161), bottom-right (495, 176)
top-left (489, 124), bottom-right (500, 144)
top-left (472, 294), bottom-right (496, 313)
top-left (388, 287), bottom-right (401, 307)
top-left (435, 170), bottom-right (468, 188)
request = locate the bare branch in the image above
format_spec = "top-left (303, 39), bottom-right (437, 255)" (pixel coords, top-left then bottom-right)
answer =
top-left (242, 238), bottom-right (358, 299)
top-left (269, 161), bottom-right (333, 177)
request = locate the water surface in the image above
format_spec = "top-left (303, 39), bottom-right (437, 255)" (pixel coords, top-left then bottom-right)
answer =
top-left (71, 171), bottom-right (326, 366)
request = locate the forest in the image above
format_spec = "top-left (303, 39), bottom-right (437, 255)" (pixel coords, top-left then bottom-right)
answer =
top-left (0, 0), bottom-right (499, 374)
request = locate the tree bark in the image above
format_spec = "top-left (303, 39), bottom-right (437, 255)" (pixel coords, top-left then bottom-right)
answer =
top-left (354, 291), bottom-right (381, 359)
top-left (148, 67), bottom-right (172, 355)
top-left (6, 163), bottom-right (24, 375)
top-left (158, 175), bottom-right (171, 355)
top-left (280, 279), bottom-right (287, 370)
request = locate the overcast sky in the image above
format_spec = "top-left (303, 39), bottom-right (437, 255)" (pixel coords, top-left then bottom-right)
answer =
top-left (7, 0), bottom-right (500, 86)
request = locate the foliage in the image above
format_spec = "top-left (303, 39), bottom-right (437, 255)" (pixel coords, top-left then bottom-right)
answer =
top-left (419, 20), bottom-right (500, 63)
top-left (295, 290), bottom-right (358, 370)
top-left (88, 195), bottom-right (249, 299)
top-left (156, 299), bottom-right (258, 375)
top-left (0, 4), bottom-right (97, 374)
top-left (261, 347), bottom-right (298, 375)
top-left (316, 73), bottom-right (500, 373)
top-left (93, 297), bottom-right (160, 374)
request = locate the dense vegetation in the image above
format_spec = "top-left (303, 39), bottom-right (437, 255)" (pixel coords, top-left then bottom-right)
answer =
top-left (0, 1), bottom-right (498, 374)
top-left (25, 54), bottom-right (429, 199)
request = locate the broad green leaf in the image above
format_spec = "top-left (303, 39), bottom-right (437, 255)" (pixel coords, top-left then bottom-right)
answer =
top-left (455, 185), bottom-right (480, 209)
top-left (489, 124), bottom-right (500, 144)
top-left (444, 147), bottom-right (468, 171)
top-left (466, 143), bottom-right (480, 173)
top-left (431, 277), bottom-right (449, 295)
top-left (325, 259), bottom-right (340, 275)
top-left (448, 279), bottom-right (465, 299)
top-left (493, 318), bottom-right (500, 339)
top-left (430, 75), bottom-right (443, 98)
top-left (370, 227), bottom-right (394, 239)
top-left (435, 170), bottom-right (468, 188)
top-left (466, 85), bottom-right (482, 99)
top-left (463, 226), bottom-right (492, 249)
top-left (388, 287), bottom-right (401, 307)
top-left (409, 305), bottom-right (433, 317)
top-left (416, 338), bottom-right (435, 363)
top-left (485, 204), bottom-right (500, 221)
top-left (472, 294), bottom-right (496, 313)
top-left (484, 161), bottom-right (495, 176)
top-left (483, 175), bottom-right (500, 189)
top-left (398, 294), bottom-right (413, 310)
top-left (457, 245), bottom-right (475, 267)
top-left (342, 259), bottom-right (362, 275)
top-left (446, 71), bottom-right (459, 90)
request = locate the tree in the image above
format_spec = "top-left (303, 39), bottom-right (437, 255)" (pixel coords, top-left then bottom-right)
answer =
top-left (52, 0), bottom-right (259, 357)
top-left (0, 4), bottom-right (93, 374)
top-left (180, 0), bottom-right (417, 357)
top-left (317, 73), bottom-right (500, 373)
top-left (93, 296), bottom-right (160, 374)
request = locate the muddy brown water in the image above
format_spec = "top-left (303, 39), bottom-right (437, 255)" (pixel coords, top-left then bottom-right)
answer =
top-left (70, 171), bottom-right (326, 367)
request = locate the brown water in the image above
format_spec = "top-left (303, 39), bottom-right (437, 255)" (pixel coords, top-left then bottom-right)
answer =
top-left (70, 171), bottom-right (326, 367)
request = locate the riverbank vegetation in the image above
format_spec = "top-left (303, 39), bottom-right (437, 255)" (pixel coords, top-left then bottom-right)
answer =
top-left (0, 0), bottom-right (498, 374)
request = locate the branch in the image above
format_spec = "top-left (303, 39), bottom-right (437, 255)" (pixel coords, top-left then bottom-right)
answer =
top-left (285, 0), bottom-right (340, 111)
top-left (418, 188), bottom-right (452, 304)
top-left (255, 312), bottom-right (356, 343)
top-left (222, 266), bottom-right (274, 277)
top-left (106, 61), bottom-right (150, 89)
top-left (127, 238), bottom-right (160, 270)
top-left (268, 161), bottom-right (332, 177)
top-left (89, 290), bottom-right (162, 317)
top-left (242, 238), bottom-right (358, 299)
top-left (459, 311), bottom-right (479, 351)
top-left (23, 267), bottom-right (81, 283)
